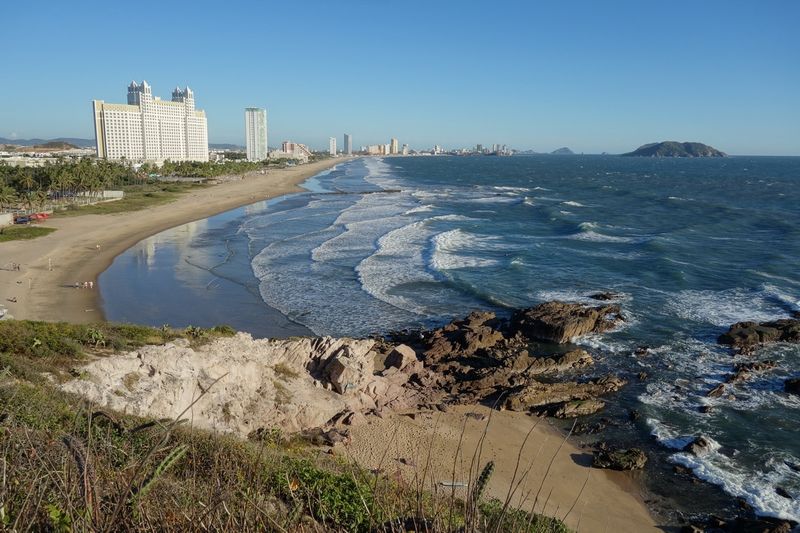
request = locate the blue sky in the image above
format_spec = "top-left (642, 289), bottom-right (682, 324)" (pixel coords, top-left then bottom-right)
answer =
top-left (2, 0), bottom-right (798, 154)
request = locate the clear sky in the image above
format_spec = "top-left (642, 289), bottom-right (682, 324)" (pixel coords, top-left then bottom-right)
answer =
top-left (2, 0), bottom-right (798, 154)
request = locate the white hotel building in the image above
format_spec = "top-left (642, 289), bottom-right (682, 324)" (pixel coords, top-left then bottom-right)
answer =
top-left (92, 81), bottom-right (209, 162)
top-left (244, 107), bottom-right (268, 161)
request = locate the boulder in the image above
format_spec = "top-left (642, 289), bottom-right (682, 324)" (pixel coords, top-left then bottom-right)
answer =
top-left (385, 344), bottom-right (418, 370)
top-left (592, 447), bottom-right (647, 470)
top-left (503, 375), bottom-right (625, 412)
top-left (325, 345), bottom-right (374, 395)
top-left (785, 378), bottom-right (800, 395)
top-left (683, 436), bottom-right (713, 456)
top-left (510, 301), bottom-right (623, 343)
top-left (551, 399), bottom-right (605, 418)
top-left (718, 318), bottom-right (800, 349)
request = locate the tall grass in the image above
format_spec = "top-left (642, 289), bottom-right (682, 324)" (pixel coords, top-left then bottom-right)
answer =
top-left (0, 320), bottom-right (575, 532)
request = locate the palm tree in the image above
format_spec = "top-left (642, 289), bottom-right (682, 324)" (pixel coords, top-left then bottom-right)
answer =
top-left (0, 185), bottom-right (18, 211)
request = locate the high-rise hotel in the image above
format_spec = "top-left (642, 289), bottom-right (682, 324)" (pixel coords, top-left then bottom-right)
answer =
top-left (92, 81), bottom-right (209, 162)
top-left (244, 108), bottom-right (268, 161)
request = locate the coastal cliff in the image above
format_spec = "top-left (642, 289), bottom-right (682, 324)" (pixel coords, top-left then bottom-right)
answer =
top-left (622, 141), bottom-right (726, 157)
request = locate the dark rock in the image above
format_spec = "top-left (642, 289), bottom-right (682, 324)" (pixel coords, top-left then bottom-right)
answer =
top-left (301, 427), bottom-right (350, 447)
top-left (680, 525), bottom-right (704, 533)
top-left (592, 446), bottom-right (647, 470)
top-left (785, 461), bottom-right (800, 473)
top-left (634, 345), bottom-right (650, 356)
top-left (638, 372), bottom-right (648, 381)
top-left (718, 318), bottom-right (800, 349)
top-left (673, 465), bottom-right (692, 476)
top-left (504, 374), bottom-right (626, 412)
top-left (551, 399), bottom-right (605, 418)
top-left (510, 301), bottom-right (624, 344)
top-left (785, 378), bottom-right (800, 395)
top-left (776, 486), bottom-right (793, 500)
top-left (699, 405), bottom-right (715, 414)
top-left (683, 436), bottom-right (713, 456)
top-left (707, 384), bottom-right (726, 398)
top-left (726, 516), bottom-right (795, 533)
top-left (628, 409), bottom-right (641, 421)
top-left (589, 291), bottom-right (620, 301)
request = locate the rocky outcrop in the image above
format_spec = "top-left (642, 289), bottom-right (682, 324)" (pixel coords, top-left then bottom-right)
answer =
top-left (510, 302), bottom-right (623, 343)
top-left (422, 311), bottom-right (504, 361)
top-left (718, 319), bottom-right (800, 350)
top-left (593, 446), bottom-right (647, 470)
top-left (785, 378), bottom-right (800, 396)
top-left (683, 436), bottom-right (714, 456)
top-left (62, 302), bottom-right (630, 440)
top-left (61, 333), bottom-right (423, 436)
top-left (503, 375), bottom-right (626, 413)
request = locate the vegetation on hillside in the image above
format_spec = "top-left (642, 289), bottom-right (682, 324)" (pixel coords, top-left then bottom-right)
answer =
top-left (0, 320), bottom-right (569, 532)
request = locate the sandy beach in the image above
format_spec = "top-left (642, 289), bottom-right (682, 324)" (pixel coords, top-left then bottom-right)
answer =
top-left (0, 157), bottom-right (344, 323)
top-left (0, 155), bottom-right (662, 531)
top-left (346, 405), bottom-right (660, 533)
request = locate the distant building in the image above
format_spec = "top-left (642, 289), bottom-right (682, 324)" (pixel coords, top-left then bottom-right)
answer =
top-left (271, 141), bottom-right (312, 163)
top-left (343, 133), bottom-right (352, 155)
top-left (402, 143), bottom-right (409, 156)
top-left (329, 137), bottom-right (337, 156)
top-left (389, 138), bottom-right (399, 155)
top-left (244, 108), bottom-right (268, 161)
top-left (92, 80), bottom-right (208, 162)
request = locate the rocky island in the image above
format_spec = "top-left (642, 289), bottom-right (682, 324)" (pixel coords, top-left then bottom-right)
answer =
top-left (622, 141), bottom-right (726, 157)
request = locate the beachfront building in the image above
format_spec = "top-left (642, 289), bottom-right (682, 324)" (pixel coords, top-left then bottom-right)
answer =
top-left (92, 81), bottom-right (208, 162)
top-left (390, 138), bottom-right (399, 155)
top-left (329, 137), bottom-right (337, 156)
top-left (344, 133), bottom-right (352, 155)
top-left (244, 108), bottom-right (268, 161)
top-left (269, 141), bottom-right (312, 163)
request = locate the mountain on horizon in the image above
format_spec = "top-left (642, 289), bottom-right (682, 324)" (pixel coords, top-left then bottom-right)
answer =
top-left (550, 147), bottom-right (575, 155)
top-left (622, 141), bottom-right (726, 157)
top-left (0, 137), bottom-right (96, 148)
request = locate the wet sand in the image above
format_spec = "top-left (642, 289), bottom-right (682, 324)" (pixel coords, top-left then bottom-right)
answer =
top-left (0, 158), bottom-right (345, 323)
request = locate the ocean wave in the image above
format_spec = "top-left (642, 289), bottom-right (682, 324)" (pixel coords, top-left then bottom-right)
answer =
top-left (649, 419), bottom-right (800, 522)
top-left (492, 186), bottom-right (530, 193)
top-left (429, 229), bottom-right (503, 270)
top-left (665, 288), bottom-right (795, 327)
top-left (405, 204), bottom-right (435, 214)
top-left (562, 200), bottom-right (587, 207)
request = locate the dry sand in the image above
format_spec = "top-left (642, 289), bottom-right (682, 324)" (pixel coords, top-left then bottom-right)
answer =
top-left (0, 158), bottom-right (344, 323)
top-left (1, 155), bottom-right (661, 530)
top-left (346, 405), bottom-right (661, 533)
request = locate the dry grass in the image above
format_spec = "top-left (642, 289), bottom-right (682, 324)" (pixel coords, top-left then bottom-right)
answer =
top-left (0, 320), bottom-right (572, 532)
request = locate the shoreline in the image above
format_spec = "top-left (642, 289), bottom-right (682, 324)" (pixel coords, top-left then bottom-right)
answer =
top-left (0, 154), bottom-right (665, 530)
top-left (0, 157), bottom-right (346, 324)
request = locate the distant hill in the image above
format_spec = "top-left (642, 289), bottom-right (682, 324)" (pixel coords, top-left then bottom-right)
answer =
top-left (33, 141), bottom-right (80, 150)
top-left (622, 141), bottom-right (726, 158)
top-left (0, 137), bottom-right (95, 148)
top-left (550, 147), bottom-right (575, 155)
top-left (210, 143), bottom-right (244, 151)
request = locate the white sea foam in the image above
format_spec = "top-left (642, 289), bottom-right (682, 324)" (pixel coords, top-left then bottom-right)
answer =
top-left (648, 419), bottom-right (800, 522)
top-left (492, 186), bottom-right (530, 193)
top-left (430, 229), bottom-right (503, 270)
top-left (665, 288), bottom-right (794, 327)
top-left (531, 186), bottom-right (550, 191)
top-left (405, 204), bottom-right (435, 214)
top-left (562, 200), bottom-right (586, 207)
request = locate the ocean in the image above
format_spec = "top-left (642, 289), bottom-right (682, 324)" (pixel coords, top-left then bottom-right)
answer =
top-left (100, 155), bottom-right (800, 522)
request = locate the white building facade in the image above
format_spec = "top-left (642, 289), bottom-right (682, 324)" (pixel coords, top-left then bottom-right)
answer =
top-left (329, 137), bottom-right (337, 156)
top-left (245, 107), bottom-right (268, 161)
top-left (92, 81), bottom-right (209, 162)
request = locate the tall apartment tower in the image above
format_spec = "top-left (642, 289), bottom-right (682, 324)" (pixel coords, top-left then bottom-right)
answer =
top-left (390, 138), bottom-right (399, 155)
top-left (92, 81), bottom-right (208, 162)
top-left (343, 133), bottom-right (352, 155)
top-left (244, 108), bottom-right (268, 161)
top-left (329, 137), bottom-right (337, 156)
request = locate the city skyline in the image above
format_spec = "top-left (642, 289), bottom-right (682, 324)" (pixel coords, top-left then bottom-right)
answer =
top-left (3, 1), bottom-right (800, 155)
